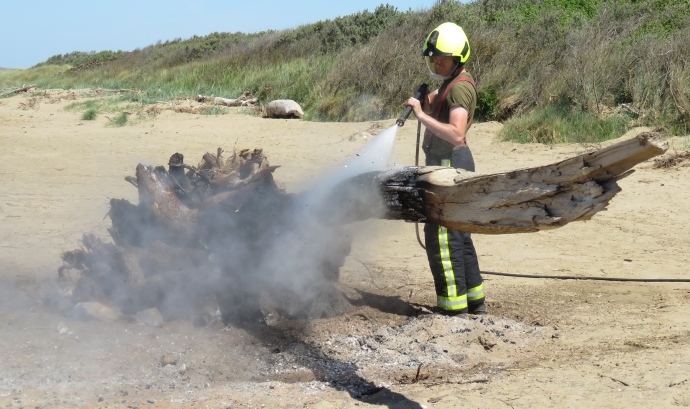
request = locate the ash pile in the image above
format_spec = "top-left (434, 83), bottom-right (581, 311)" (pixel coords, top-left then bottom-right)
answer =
top-left (58, 148), bottom-right (355, 326)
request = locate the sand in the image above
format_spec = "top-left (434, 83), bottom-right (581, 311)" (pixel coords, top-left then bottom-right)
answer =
top-left (1, 90), bottom-right (689, 408)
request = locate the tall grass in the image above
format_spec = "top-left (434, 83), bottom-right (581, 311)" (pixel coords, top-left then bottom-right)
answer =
top-left (501, 102), bottom-right (631, 144)
top-left (108, 112), bottom-right (129, 127)
top-left (0, 65), bottom-right (67, 86)
top-left (2, 0), bottom-right (689, 141)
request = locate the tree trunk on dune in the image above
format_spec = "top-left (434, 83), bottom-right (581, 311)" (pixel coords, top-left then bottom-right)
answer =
top-left (195, 91), bottom-right (258, 106)
top-left (1, 85), bottom-right (36, 96)
top-left (327, 132), bottom-right (668, 234)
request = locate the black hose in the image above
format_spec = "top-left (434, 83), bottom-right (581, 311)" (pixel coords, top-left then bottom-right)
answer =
top-left (481, 271), bottom-right (690, 283)
top-left (414, 118), bottom-right (426, 250)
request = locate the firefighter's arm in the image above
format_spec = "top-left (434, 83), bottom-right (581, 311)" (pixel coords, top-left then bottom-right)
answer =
top-left (405, 98), bottom-right (468, 146)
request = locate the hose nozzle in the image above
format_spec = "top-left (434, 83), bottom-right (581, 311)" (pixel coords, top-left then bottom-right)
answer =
top-left (397, 83), bottom-right (428, 127)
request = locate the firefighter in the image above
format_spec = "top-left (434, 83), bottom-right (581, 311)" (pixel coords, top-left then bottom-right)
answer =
top-left (405, 22), bottom-right (486, 316)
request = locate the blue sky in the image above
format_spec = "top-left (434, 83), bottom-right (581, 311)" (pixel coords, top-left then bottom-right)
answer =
top-left (1, 1), bottom-right (437, 68)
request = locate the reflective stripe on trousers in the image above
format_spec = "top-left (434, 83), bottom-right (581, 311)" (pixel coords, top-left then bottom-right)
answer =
top-left (468, 284), bottom-right (485, 302)
top-left (425, 150), bottom-right (484, 312)
top-left (437, 225), bottom-right (468, 311)
top-left (437, 294), bottom-right (468, 310)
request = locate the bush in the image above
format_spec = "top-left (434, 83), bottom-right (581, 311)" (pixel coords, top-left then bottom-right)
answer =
top-left (81, 108), bottom-right (97, 120)
top-left (35, 50), bottom-right (124, 68)
top-left (274, 4), bottom-right (405, 56)
top-left (109, 112), bottom-right (129, 127)
top-left (476, 86), bottom-right (500, 121)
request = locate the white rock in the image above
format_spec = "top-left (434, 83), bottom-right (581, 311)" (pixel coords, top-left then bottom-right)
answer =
top-left (72, 302), bottom-right (122, 322)
top-left (265, 100), bottom-right (304, 119)
top-left (136, 308), bottom-right (164, 327)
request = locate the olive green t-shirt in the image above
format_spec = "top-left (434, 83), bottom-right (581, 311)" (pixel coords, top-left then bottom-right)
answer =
top-left (425, 72), bottom-right (477, 156)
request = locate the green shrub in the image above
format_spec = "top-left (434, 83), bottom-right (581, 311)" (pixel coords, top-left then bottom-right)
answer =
top-left (274, 4), bottom-right (404, 56)
top-left (476, 86), bottom-right (500, 121)
top-left (81, 108), bottom-right (98, 120)
top-left (613, 82), bottom-right (633, 106)
top-left (35, 50), bottom-right (123, 67)
top-left (108, 112), bottom-right (129, 127)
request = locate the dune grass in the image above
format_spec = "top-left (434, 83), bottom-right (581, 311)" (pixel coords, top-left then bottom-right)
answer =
top-left (500, 102), bottom-right (632, 144)
top-left (108, 112), bottom-right (129, 127)
top-left (2, 0), bottom-right (688, 141)
top-left (81, 108), bottom-right (97, 120)
top-left (0, 65), bottom-right (65, 87)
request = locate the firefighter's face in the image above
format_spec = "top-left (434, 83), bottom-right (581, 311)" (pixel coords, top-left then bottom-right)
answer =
top-left (432, 56), bottom-right (455, 76)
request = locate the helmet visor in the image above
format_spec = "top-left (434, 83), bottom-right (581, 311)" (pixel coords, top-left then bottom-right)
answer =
top-left (425, 56), bottom-right (458, 78)
top-left (425, 56), bottom-right (438, 75)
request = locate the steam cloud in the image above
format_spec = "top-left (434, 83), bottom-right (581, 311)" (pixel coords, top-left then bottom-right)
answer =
top-left (59, 126), bottom-right (400, 325)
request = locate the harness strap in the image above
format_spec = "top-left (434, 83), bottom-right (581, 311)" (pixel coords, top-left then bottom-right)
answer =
top-left (424, 76), bottom-right (477, 147)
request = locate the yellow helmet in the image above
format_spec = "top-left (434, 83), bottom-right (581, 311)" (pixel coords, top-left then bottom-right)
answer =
top-left (422, 23), bottom-right (471, 75)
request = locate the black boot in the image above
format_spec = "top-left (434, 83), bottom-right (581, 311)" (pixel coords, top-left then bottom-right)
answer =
top-left (468, 302), bottom-right (487, 315)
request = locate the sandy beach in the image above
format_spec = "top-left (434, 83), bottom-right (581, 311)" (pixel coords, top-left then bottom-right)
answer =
top-left (1, 90), bottom-right (689, 408)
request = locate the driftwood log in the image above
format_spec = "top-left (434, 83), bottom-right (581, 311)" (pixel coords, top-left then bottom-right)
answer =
top-left (93, 88), bottom-right (140, 94)
top-left (195, 90), bottom-right (258, 106)
top-left (325, 132), bottom-right (668, 233)
top-left (58, 132), bottom-right (666, 324)
top-left (1, 84), bottom-right (36, 97)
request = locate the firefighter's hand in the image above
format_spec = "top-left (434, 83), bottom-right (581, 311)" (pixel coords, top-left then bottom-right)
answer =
top-left (406, 97), bottom-right (423, 117)
top-left (413, 85), bottom-right (427, 109)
